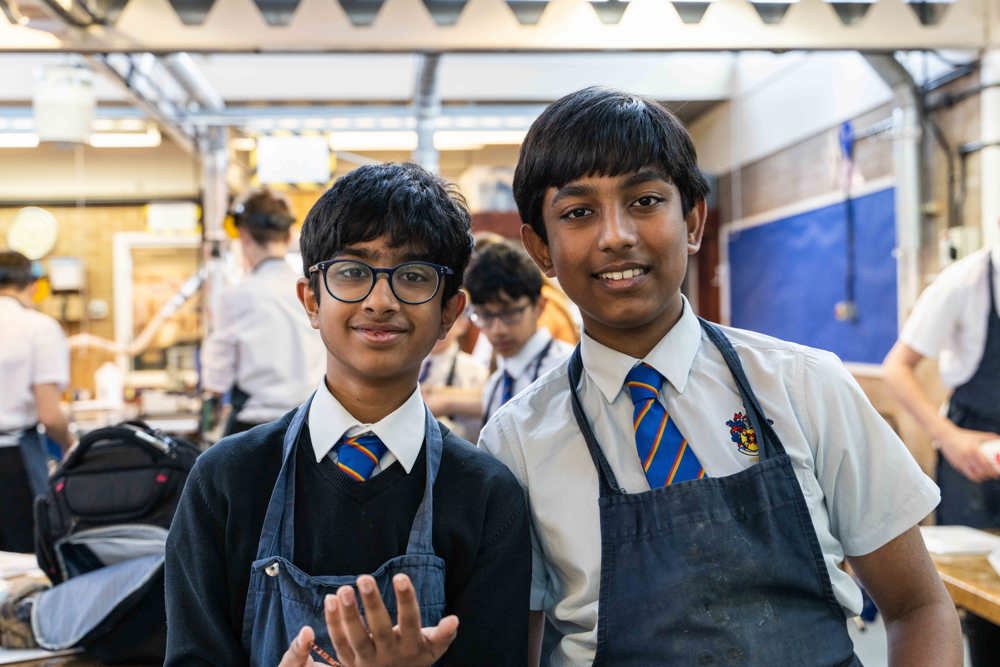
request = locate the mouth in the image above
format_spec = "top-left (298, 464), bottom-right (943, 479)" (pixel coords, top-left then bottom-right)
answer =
top-left (593, 265), bottom-right (649, 286)
top-left (353, 323), bottom-right (408, 343)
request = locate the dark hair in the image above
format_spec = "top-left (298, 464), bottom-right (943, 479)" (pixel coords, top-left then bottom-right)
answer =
top-left (0, 250), bottom-right (37, 290)
top-left (234, 187), bottom-right (295, 245)
top-left (513, 86), bottom-right (710, 242)
top-left (299, 162), bottom-right (473, 303)
top-left (465, 242), bottom-right (543, 306)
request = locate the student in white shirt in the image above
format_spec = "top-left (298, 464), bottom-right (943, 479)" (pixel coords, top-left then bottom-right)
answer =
top-left (201, 188), bottom-right (325, 436)
top-left (884, 238), bottom-right (1000, 666)
top-left (480, 86), bottom-right (961, 667)
top-left (0, 251), bottom-right (73, 552)
top-left (419, 312), bottom-right (489, 442)
top-left (464, 242), bottom-right (573, 426)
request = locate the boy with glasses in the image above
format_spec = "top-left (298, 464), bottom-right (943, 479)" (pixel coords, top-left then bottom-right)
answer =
top-left (465, 242), bottom-right (573, 425)
top-left (166, 163), bottom-right (530, 666)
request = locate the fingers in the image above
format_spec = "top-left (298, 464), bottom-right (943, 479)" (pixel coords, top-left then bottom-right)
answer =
top-left (324, 594), bottom-right (354, 665)
top-left (393, 573), bottom-right (423, 648)
top-left (278, 626), bottom-right (316, 667)
top-left (337, 585), bottom-right (376, 661)
top-left (357, 575), bottom-right (394, 648)
top-left (421, 615), bottom-right (460, 659)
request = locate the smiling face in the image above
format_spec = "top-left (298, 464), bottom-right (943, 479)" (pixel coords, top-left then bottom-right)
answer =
top-left (522, 169), bottom-right (705, 358)
top-left (298, 236), bottom-right (465, 398)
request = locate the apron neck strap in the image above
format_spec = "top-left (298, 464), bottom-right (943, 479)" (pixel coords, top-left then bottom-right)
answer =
top-left (567, 347), bottom-right (626, 497)
top-left (255, 394), bottom-right (444, 562)
top-left (698, 319), bottom-right (784, 459)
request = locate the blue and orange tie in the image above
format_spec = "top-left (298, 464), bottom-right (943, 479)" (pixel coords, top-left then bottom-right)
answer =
top-left (335, 432), bottom-right (388, 482)
top-left (499, 371), bottom-right (515, 406)
top-left (625, 363), bottom-right (705, 487)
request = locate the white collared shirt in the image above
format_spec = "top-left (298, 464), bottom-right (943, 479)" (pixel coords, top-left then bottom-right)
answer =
top-left (0, 296), bottom-right (69, 446)
top-left (901, 245), bottom-right (1000, 388)
top-left (420, 342), bottom-right (489, 441)
top-left (482, 329), bottom-right (573, 420)
top-left (308, 377), bottom-right (426, 475)
top-left (201, 258), bottom-right (326, 423)
top-left (480, 298), bottom-right (939, 667)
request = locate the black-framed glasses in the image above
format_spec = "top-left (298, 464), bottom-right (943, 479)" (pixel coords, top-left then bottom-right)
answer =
top-left (308, 259), bottom-right (454, 305)
top-left (468, 304), bottom-right (531, 328)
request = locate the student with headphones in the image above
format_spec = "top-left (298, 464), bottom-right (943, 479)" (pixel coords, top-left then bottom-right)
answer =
top-left (0, 250), bottom-right (73, 553)
top-left (201, 188), bottom-right (325, 436)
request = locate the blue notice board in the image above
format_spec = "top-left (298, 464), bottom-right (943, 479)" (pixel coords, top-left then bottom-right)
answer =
top-left (727, 187), bottom-right (897, 364)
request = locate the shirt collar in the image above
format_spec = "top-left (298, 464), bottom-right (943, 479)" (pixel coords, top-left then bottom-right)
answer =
top-left (580, 296), bottom-right (701, 403)
top-left (498, 329), bottom-right (553, 378)
top-left (307, 377), bottom-right (426, 473)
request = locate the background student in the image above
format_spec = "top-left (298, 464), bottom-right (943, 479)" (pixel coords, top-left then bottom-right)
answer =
top-left (166, 162), bottom-right (530, 666)
top-left (419, 309), bottom-right (489, 442)
top-left (0, 251), bottom-right (73, 553)
top-left (481, 86), bottom-right (962, 666)
top-left (464, 241), bottom-right (573, 425)
top-left (201, 187), bottom-right (326, 436)
top-left (883, 226), bottom-right (1000, 666)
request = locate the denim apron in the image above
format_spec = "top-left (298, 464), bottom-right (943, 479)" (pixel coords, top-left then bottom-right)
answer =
top-left (937, 253), bottom-right (1000, 527)
top-left (566, 319), bottom-right (862, 666)
top-left (18, 426), bottom-right (50, 499)
top-left (241, 395), bottom-right (447, 666)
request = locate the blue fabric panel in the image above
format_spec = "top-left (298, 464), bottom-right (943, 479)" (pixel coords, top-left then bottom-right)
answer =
top-left (727, 187), bottom-right (897, 364)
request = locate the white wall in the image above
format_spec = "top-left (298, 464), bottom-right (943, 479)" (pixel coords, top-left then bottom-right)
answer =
top-left (690, 51), bottom-right (894, 175)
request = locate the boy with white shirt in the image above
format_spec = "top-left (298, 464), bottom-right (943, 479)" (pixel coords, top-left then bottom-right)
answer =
top-left (464, 242), bottom-right (573, 425)
top-left (166, 163), bottom-right (530, 667)
top-left (480, 86), bottom-right (961, 666)
top-left (884, 236), bottom-right (1000, 666)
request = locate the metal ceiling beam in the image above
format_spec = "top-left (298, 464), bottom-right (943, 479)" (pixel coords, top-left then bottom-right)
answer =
top-left (0, 0), bottom-right (990, 52)
top-left (83, 53), bottom-right (198, 153)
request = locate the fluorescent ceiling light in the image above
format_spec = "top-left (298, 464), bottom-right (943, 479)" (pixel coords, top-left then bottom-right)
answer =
top-left (0, 133), bottom-right (40, 148)
top-left (434, 130), bottom-right (526, 150)
top-left (329, 131), bottom-right (418, 152)
top-left (327, 130), bottom-right (526, 152)
top-left (88, 127), bottom-right (162, 148)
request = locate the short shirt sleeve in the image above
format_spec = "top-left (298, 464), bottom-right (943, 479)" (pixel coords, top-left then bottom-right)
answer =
top-left (478, 413), bottom-right (553, 611)
top-left (799, 349), bottom-right (939, 556)
top-left (900, 269), bottom-right (965, 360)
top-left (32, 315), bottom-right (69, 389)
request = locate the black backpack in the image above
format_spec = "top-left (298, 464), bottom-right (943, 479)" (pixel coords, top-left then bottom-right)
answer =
top-left (32, 421), bottom-right (199, 663)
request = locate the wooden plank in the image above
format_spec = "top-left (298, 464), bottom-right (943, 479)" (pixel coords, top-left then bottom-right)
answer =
top-left (933, 554), bottom-right (1000, 626)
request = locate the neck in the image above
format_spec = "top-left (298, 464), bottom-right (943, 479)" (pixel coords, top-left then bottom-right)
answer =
top-left (243, 242), bottom-right (286, 271)
top-left (0, 289), bottom-right (29, 307)
top-left (583, 296), bottom-right (684, 359)
top-left (324, 372), bottom-right (415, 424)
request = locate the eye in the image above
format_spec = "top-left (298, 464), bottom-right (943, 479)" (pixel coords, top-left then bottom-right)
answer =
top-left (334, 264), bottom-right (370, 281)
top-left (397, 265), bottom-right (434, 284)
top-left (561, 206), bottom-right (592, 220)
top-left (632, 195), bottom-right (664, 208)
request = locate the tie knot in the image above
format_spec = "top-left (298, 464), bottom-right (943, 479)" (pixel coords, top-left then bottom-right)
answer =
top-left (625, 363), bottom-right (663, 404)
top-left (336, 432), bottom-right (388, 482)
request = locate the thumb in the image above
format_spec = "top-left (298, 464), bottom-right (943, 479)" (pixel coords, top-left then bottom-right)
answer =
top-left (421, 615), bottom-right (460, 659)
top-left (278, 625), bottom-right (316, 667)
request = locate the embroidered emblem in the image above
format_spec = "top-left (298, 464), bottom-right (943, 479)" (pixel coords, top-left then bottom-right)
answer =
top-left (726, 411), bottom-right (760, 457)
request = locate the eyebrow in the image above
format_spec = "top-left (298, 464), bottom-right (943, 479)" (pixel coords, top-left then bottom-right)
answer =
top-left (549, 169), bottom-right (672, 207)
top-left (336, 246), bottom-right (429, 264)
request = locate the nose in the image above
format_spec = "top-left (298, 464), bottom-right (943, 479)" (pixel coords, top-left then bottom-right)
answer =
top-left (597, 205), bottom-right (637, 253)
top-left (363, 273), bottom-right (400, 312)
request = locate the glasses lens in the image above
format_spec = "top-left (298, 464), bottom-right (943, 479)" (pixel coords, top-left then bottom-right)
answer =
top-left (326, 261), bottom-right (373, 301)
top-left (391, 262), bottom-right (440, 304)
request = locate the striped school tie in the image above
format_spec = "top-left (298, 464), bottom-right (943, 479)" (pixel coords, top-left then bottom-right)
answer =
top-left (625, 363), bottom-right (705, 487)
top-left (499, 371), bottom-right (515, 405)
top-left (335, 432), bottom-right (388, 482)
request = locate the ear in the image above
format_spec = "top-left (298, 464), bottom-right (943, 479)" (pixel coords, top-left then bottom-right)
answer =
top-left (686, 199), bottom-right (707, 254)
top-left (439, 289), bottom-right (467, 340)
top-left (296, 277), bottom-right (321, 329)
top-left (521, 224), bottom-right (555, 277)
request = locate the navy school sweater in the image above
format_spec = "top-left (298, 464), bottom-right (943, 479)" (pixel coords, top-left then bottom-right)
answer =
top-left (164, 410), bottom-right (530, 666)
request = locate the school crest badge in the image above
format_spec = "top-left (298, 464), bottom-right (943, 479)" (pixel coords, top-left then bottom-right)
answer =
top-left (726, 411), bottom-right (760, 457)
